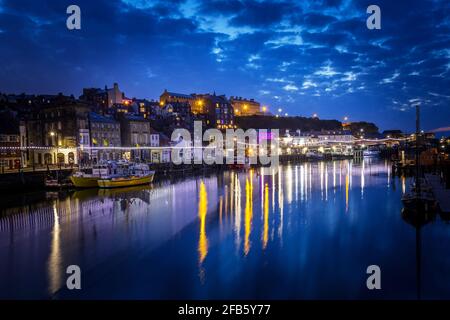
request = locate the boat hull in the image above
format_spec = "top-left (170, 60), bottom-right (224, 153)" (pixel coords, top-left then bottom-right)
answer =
top-left (70, 176), bottom-right (101, 188)
top-left (97, 173), bottom-right (154, 189)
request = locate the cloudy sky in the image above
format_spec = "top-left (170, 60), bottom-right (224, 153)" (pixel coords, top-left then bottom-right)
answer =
top-left (0, 0), bottom-right (449, 131)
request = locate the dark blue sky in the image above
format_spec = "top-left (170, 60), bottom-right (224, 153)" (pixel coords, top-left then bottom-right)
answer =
top-left (0, 0), bottom-right (449, 132)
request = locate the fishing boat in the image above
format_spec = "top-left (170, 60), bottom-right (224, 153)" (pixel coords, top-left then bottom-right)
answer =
top-left (70, 163), bottom-right (111, 188)
top-left (97, 163), bottom-right (155, 188)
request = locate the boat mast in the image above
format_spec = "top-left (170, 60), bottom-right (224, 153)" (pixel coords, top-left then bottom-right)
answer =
top-left (415, 103), bottom-right (420, 195)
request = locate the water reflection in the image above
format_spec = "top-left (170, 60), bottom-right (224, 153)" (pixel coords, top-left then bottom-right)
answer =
top-left (198, 181), bottom-right (208, 264)
top-left (401, 208), bottom-right (437, 299)
top-left (48, 202), bottom-right (62, 294)
top-left (244, 178), bottom-right (253, 255)
top-left (2, 159), bottom-right (450, 299)
top-left (262, 183), bottom-right (269, 249)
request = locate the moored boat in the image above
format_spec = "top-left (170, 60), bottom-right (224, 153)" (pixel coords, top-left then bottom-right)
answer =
top-left (70, 163), bottom-right (111, 188)
top-left (97, 173), bottom-right (154, 188)
top-left (97, 163), bottom-right (155, 189)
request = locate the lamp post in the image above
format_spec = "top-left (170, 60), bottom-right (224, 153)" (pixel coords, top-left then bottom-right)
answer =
top-left (49, 131), bottom-right (60, 168)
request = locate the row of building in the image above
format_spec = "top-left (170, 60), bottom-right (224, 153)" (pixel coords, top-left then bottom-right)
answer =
top-left (0, 83), bottom-right (267, 169)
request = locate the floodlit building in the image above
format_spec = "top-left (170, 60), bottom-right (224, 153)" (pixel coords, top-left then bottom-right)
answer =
top-left (230, 96), bottom-right (261, 116)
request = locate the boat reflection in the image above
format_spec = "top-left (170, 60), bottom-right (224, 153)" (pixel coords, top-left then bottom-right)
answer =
top-left (401, 208), bottom-right (436, 299)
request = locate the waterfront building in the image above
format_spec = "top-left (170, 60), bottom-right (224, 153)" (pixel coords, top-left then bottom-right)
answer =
top-left (148, 128), bottom-right (172, 163)
top-left (0, 110), bottom-right (21, 171)
top-left (88, 112), bottom-right (121, 163)
top-left (24, 102), bottom-right (90, 166)
top-left (230, 96), bottom-right (261, 116)
top-left (119, 114), bottom-right (151, 161)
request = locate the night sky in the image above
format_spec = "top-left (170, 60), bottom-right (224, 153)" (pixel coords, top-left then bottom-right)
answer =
top-left (0, 0), bottom-right (449, 132)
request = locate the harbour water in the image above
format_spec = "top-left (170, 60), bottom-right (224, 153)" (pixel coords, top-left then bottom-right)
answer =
top-left (1, 159), bottom-right (450, 299)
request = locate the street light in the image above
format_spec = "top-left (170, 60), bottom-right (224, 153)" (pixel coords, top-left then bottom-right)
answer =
top-left (49, 131), bottom-right (60, 167)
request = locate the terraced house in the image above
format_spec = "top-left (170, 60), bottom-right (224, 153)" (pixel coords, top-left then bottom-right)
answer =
top-left (88, 112), bottom-right (121, 163)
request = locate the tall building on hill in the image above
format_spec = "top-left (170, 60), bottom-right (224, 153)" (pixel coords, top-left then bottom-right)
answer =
top-left (160, 90), bottom-right (209, 114)
top-left (80, 83), bottom-right (125, 111)
top-left (202, 94), bottom-right (235, 129)
top-left (160, 90), bottom-right (195, 107)
top-left (230, 96), bottom-right (261, 116)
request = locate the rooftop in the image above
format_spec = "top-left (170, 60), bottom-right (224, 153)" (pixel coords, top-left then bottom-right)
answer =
top-left (89, 112), bottom-right (117, 124)
top-left (162, 90), bottom-right (194, 99)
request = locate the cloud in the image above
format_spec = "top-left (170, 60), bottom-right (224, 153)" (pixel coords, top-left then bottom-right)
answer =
top-left (0, 0), bottom-right (449, 131)
top-left (283, 84), bottom-right (299, 91)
